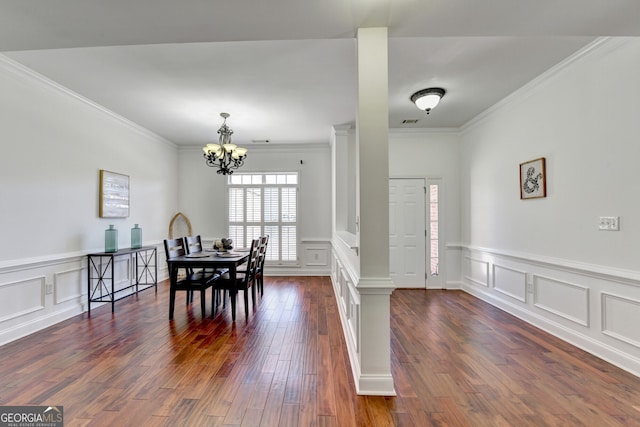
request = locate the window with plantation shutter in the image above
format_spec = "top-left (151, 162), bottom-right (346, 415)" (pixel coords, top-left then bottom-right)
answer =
top-left (228, 172), bottom-right (298, 265)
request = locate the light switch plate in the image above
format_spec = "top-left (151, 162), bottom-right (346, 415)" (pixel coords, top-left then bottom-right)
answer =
top-left (599, 216), bottom-right (619, 231)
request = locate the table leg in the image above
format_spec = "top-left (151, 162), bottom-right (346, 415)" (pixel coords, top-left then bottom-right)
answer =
top-left (169, 265), bottom-right (177, 320)
top-left (230, 266), bottom-right (237, 321)
top-left (111, 255), bottom-right (115, 313)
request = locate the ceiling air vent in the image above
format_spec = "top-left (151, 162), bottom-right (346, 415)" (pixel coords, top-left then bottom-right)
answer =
top-left (402, 119), bottom-right (419, 124)
top-left (251, 139), bottom-right (270, 144)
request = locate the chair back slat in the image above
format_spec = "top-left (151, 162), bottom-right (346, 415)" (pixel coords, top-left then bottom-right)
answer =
top-left (257, 235), bottom-right (268, 268)
top-left (185, 235), bottom-right (204, 254)
top-left (240, 238), bottom-right (260, 285)
top-left (164, 238), bottom-right (186, 259)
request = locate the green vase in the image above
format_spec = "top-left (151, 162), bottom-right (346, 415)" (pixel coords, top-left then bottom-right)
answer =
top-left (131, 224), bottom-right (142, 249)
top-left (105, 225), bottom-right (118, 253)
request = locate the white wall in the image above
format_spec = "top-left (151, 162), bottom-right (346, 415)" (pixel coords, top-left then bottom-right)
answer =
top-left (177, 143), bottom-right (332, 275)
top-left (0, 55), bottom-right (178, 344)
top-left (460, 38), bottom-right (640, 376)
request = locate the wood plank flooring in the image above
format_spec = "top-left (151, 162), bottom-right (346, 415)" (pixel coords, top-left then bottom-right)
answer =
top-left (1, 276), bottom-right (640, 426)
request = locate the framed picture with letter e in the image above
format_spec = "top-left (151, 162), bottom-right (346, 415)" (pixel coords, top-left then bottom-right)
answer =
top-left (520, 157), bottom-right (546, 199)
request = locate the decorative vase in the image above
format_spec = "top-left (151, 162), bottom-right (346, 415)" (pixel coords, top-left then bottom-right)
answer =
top-left (131, 224), bottom-right (142, 249)
top-left (105, 225), bottom-right (118, 253)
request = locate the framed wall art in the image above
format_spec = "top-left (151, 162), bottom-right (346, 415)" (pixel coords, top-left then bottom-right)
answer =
top-left (99, 169), bottom-right (130, 217)
top-left (519, 157), bottom-right (546, 199)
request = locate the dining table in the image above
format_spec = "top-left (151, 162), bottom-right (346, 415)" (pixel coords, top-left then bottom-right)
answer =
top-left (166, 250), bottom-right (250, 320)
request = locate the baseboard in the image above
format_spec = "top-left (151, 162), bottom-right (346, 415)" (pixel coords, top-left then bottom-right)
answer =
top-left (0, 305), bottom-right (84, 346)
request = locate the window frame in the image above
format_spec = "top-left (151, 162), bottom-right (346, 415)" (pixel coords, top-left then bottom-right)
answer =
top-left (226, 171), bottom-right (299, 267)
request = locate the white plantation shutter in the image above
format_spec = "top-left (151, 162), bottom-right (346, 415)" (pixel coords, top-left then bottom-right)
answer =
top-left (228, 173), bottom-right (298, 265)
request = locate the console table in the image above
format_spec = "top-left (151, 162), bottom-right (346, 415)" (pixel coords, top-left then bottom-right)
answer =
top-left (87, 246), bottom-right (157, 314)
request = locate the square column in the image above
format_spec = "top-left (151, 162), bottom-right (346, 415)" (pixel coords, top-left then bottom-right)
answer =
top-left (354, 27), bottom-right (396, 395)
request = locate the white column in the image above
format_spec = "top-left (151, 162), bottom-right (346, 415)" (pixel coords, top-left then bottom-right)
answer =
top-left (354, 27), bottom-right (396, 396)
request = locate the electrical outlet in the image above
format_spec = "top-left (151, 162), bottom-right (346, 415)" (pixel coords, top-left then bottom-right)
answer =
top-left (599, 216), bottom-right (620, 231)
top-left (45, 284), bottom-right (53, 295)
top-left (527, 283), bottom-right (534, 294)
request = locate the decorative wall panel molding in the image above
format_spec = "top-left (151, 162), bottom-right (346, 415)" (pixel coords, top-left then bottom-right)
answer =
top-left (305, 247), bottom-right (329, 266)
top-left (53, 267), bottom-right (84, 304)
top-left (462, 245), bottom-right (640, 378)
top-left (0, 276), bottom-right (45, 322)
top-left (465, 256), bottom-right (489, 287)
top-left (347, 285), bottom-right (360, 353)
top-left (493, 264), bottom-right (527, 302)
top-left (533, 274), bottom-right (589, 327)
top-left (602, 293), bottom-right (640, 349)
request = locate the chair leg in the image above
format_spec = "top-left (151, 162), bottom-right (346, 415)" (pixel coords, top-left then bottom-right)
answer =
top-left (200, 289), bottom-right (206, 318)
top-left (251, 283), bottom-right (258, 307)
top-left (244, 289), bottom-right (249, 318)
top-left (211, 289), bottom-right (217, 318)
top-left (230, 290), bottom-right (237, 321)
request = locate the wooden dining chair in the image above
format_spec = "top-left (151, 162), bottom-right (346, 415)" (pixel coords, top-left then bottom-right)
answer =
top-left (213, 238), bottom-right (260, 321)
top-left (236, 236), bottom-right (265, 299)
top-left (255, 235), bottom-right (269, 297)
top-left (163, 238), bottom-right (219, 320)
top-left (184, 235), bottom-right (229, 305)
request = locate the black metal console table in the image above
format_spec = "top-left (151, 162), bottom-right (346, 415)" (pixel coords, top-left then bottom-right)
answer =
top-left (87, 246), bottom-right (157, 314)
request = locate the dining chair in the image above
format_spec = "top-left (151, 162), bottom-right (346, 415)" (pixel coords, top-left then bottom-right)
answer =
top-left (236, 236), bottom-right (266, 297)
top-left (184, 234), bottom-right (229, 305)
top-left (163, 238), bottom-right (219, 320)
top-left (255, 235), bottom-right (269, 297)
top-left (213, 238), bottom-right (260, 320)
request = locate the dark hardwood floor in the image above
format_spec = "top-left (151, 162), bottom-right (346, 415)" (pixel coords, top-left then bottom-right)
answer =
top-left (1, 276), bottom-right (640, 426)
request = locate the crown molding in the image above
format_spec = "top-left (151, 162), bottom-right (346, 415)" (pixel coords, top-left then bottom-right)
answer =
top-left (0, 54), bottom-right (177, 149)
top-left (460, 37), bottom-right (612, 134)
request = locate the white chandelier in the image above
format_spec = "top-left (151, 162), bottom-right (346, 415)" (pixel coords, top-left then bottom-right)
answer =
top-left (202, 112), bottom-right (248, 175)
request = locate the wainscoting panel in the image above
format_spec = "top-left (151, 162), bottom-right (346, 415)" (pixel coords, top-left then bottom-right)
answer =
top-left (54, 267), bottom-right (84, 305)
top-left (0, 244), bottom-right (166, 346)
top-left (347, 286), bottom-right (360, 353)
top-left (462, 246), bottom-right (640, 378)
top-left (330, 251), bottom-right (361, 355)
top-left (0, 276), bottom-right (45, 322)
top-left (331, 246), bottom-right (361, 390)
top-left (465, 256), bottom-right (489, 287)
top-left (493, 264), bottom-right (527, 302)
top-left (533, 274), bottom-right (589, 327)
top-left (602, 293), bottom-right (640, 349)
top-left (114, 257), bottom-right (132, 292)
top-left (305, 247), bottom-right (329, 267)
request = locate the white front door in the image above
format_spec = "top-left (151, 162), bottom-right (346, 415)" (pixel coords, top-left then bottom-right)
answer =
top-left (389, 178), bottom-right (426, 288)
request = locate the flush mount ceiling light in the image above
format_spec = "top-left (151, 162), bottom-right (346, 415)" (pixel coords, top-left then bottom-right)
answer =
top-left (410, 88), bottom-right (446, 114)
top-left (202, 112), bottom-right (248, 175)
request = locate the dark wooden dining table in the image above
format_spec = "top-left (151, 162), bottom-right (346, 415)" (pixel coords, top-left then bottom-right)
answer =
top-left (166, 250), bottom-right (250, 320)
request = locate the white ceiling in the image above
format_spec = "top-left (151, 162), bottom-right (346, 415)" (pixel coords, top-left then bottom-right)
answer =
top-left (2, 0), bottom-right (639, 146)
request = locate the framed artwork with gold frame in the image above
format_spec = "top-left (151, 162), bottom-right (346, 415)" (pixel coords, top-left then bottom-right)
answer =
top-left (99, 169), bottom-right (130, 217)
top-left (520, 157), bottom-right (546, 199)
